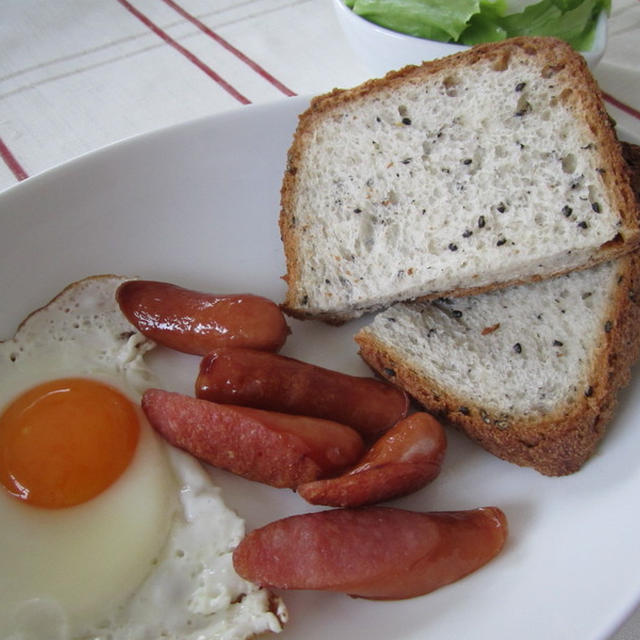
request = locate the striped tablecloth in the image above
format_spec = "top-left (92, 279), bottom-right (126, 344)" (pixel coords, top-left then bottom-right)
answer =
top-left (1, 1), bottom-right (639, 638)
top-left (2, 0), bottom-right (638, 192)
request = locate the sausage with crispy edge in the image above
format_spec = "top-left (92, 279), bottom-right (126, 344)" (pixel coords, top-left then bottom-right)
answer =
top-left (196, 347), bottom-right (409, 437)
top-left (117, 280), bottom-right (290, 355)
top-left (233, 506), bottom-right (508, 600)
top-left (142, 389), bottom-right (364, 488)
top-left (297, 412), bottom-right (446, 507)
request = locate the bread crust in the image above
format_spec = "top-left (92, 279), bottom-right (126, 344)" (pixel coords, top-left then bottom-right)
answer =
top-left (280, 37), bottom-right (640, 324)
top-left (622, 141), bottom-right (640, 197)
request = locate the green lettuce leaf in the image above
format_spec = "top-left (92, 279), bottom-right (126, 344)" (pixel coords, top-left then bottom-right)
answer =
top-left (498, 0), bottom-right (603, 49)
top-left (459, 0), bottom-right (508, 44)
top-left (345, 0), bottom-right (609, 51)
top-left (349, 0), bottom-right (481, 42)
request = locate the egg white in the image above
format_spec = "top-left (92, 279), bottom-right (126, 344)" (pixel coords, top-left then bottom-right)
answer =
top-left (99, 446), bottom-right (288, 640)
top-left (0, 275), bottom-right (286, 640)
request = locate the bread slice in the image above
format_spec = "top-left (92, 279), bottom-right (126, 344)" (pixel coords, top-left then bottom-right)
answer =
top-left (280, 37), bottom-right (640, 324)
top-left (354, 143), bottom-right (640, 476)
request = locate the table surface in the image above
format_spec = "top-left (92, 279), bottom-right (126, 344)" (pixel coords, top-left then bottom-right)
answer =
top-left (1, 1), bottom-right (639, 638)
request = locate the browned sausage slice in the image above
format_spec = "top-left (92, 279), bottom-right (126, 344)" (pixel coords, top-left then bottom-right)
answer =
top-left (117, 280), bottom-right (289, 355)
top-left (233, 506), bottom-right (508, 600)
top-left (195, 347), bottom-right (409, 436)
top-left (297, 412), bottom-right (446, 507)
top-left (142, 389), bottom-right (364, 488)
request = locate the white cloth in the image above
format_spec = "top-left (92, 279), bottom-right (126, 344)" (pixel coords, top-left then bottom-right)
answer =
top-left (0, 0), bottom-right (372, 190)
top-left (1, 0), bottom-right (639, 637)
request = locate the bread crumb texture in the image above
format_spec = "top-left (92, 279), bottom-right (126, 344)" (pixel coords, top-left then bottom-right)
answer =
top-left (362, 264), bottom-right (617, 418)
top-left (281, 38), bottom-right (638, 321)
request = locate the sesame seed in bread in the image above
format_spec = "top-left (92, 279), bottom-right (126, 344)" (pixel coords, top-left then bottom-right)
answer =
top-left (354, 143), bottom-right (640, 477)
top-left (280, 37), bottom-right (640, 324)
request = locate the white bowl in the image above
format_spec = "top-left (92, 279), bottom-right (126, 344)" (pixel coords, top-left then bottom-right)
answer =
top-left (332, 0), bottom-right (608, 76)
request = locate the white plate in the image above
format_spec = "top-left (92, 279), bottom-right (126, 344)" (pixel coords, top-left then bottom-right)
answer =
top-left (1, 96), bottom-right (639, 640)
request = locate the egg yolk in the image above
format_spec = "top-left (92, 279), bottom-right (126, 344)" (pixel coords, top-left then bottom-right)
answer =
top-left (0, 378), bottom-right (140, 509)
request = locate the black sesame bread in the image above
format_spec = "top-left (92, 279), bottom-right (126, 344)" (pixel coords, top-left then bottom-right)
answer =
top-left (354, 143), bottom-right (640, 477)
top-left (280, 37), bottom-right (640, 324)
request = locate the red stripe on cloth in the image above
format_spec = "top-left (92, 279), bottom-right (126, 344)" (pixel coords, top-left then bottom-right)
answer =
top-left (0, 138), bottom-right (29, 182)
top-left (162, 0), bottom-right (296, 97)
top-left (116, 0), bottom-right (250, 104)
top-left (604, 93), bottom-right (640, 122)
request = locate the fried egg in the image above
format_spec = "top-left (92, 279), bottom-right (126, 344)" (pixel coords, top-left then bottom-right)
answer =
top-left (0, 275), bottom-right (286, 640)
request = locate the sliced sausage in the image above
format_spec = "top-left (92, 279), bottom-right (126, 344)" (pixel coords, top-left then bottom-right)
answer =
top-left (117, 280), bottom-right (289, 355)
top-left (142, 389), bottom-right (364, 488)
top-left (233, 506), bottom-right (508, 600)
top-left (297, 412), bottom-right (446, 507)
top-left (196, 347), bottom-right (409, 436)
